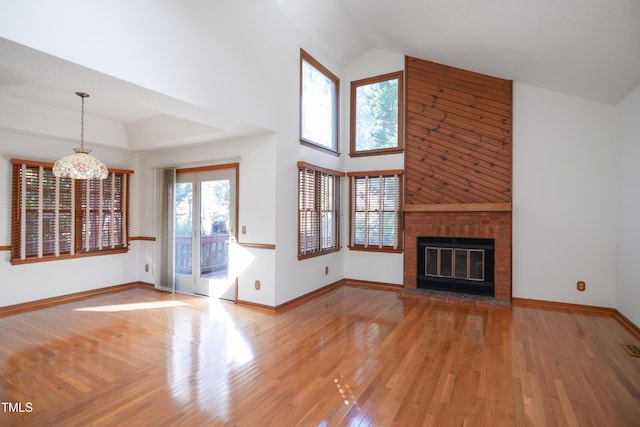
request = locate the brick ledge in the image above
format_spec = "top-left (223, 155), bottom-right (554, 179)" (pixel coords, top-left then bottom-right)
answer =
top-left (399, 288), bottom-right (512, 308)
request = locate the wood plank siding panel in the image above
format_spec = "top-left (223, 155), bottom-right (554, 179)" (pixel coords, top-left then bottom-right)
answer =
top-left (405, 56), bottom-right (513, 206)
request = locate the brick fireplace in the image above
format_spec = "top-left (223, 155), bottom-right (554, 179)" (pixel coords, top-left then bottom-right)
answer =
top-left (404, 210), bottom-right (512, 300)
top-left (403, 56), bottom-right (513, 300)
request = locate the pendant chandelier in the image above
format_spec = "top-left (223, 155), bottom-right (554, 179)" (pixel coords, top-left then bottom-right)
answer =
top-left (53, 92), bottom-right (108, 180)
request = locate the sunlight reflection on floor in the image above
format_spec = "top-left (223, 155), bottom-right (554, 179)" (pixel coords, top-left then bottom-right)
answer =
top-left (73, 300), bottom-right (190, 312)
top-left (168, 297), bottom-right (254, 417)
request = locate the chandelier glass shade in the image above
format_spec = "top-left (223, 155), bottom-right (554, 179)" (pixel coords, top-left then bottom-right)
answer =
top-left (52, 148), bottom-right (109, 179)
top-left (53, 92), bottom-right (108, 180)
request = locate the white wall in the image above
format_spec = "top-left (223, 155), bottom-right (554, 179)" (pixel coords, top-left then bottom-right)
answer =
top-left (512, 83), bottom-right (617, 307)
top-left (136, 134), bottom-right (277, 307)
top-left (342, 49), bottom-right (406, 285)
top-left (0, 131), bottom-right (136, 307)
top-left (2, 3), bottom-right (635, 317)
top-left (1, 0), bottom-right (349, 308)
top-left (272, 46), bottom-right (346, 305)
top-left (0, 1), bottom-right (291, 133)
top-left (272, 49), bottom-right (409, 305)
top-left (615, 84), bottom-right (640, 326)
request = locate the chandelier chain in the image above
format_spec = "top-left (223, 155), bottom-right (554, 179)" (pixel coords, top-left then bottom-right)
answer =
top-left (53, 91), bottom-right (107, 180)
top-left (80, 95), bottom-right (85, 150)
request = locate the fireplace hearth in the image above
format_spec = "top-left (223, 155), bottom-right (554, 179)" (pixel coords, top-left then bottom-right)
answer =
top-left (417, 236), bottom-right (495, 296)
top-left (404, 211), bottom-right (511, 300)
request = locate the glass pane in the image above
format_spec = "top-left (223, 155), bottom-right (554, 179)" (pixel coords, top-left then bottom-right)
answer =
top-left (354, 178), bottom-right (366, 211)
top-left (455, 249), bottom-right (468, 279)
top-left (355, 78), bottom-right (399, 151)
top-left (301, 59), bottom-right (336, 150)
top-left (469, 250), bottom-right (484, 280)
top-left (58, 178), bottom-right (73, 254)
top-left (367, 213), bottom-right (380, 246)
top-left (426, 248), bottom-right (438, 276)
top-left (354, 212), bottom-right (366, 245)
top-left (175, 182), bottom-right (193, 275)
top-left (381, 212), bottom-right (396, 247)
top-left (200, 180), bottom-right (230, 278)
top-left (381, 176), bottom-right (398, 210)
top-left (440, 249), bottom-right (453, 277)
top-left (367, 177), bottom-right (380, 211)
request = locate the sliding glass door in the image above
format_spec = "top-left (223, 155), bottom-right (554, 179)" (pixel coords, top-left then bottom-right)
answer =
top-left (174, 166), bottom-right (237, 301)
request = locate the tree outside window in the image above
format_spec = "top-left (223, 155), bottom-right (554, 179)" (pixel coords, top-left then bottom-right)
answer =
top-left (300, 49), bottom-right (340, 155)
top-left (350, 71), bottom-right (404, 156)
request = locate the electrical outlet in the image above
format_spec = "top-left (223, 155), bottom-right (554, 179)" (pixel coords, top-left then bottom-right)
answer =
top-left (145, 264), bottom-right (149, 272)
top-left (325, 266), bottom-right (329, 275)
top-left (577, 281), bottom-right (586, 292)
top-left (255, 280), bottom-right (261, 290)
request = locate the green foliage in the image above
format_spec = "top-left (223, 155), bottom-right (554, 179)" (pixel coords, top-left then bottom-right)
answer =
top-left (174, 180), bottom-right (231, 237)
top-left (356, 78), bottom-right (398, 151)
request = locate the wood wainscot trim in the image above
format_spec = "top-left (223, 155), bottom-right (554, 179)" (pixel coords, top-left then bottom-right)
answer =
top-left (238, 280), bottom-right (347, 313)
top-left (237, 281), bottom-right (345, 314)
top-left (403, 203), bottom-right (512, 212)
top-left (129, 236), bottom-right (156, 241)
top-left (613, 309), bottom-right (640, 341)
top-left (512, 297), bottom-right (616, 315)
top-left (11, 247), bottom-right (129, 266)
top-left (235, 300), bottom-right (277, 313)
top-left (238, 279), bottom-right (403, 313)
top-left (274, 280), bottom-right (345, 312)
top-left (513, 297), bottom-right (640, 341)
top-left (239, 242), bottom-right (276, 250)
top-left (0, 282), bottom-right (154, 317)
top-left (343, 279), bottom-right (403, 292)
top-left (0, 245), bottom-right (11, 251)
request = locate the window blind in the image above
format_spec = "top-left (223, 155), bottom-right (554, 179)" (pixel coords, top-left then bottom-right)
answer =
top-left (349, 170), bottom-right (403, 251)
top-left (11, 158), bottom-right (132, 264)
top-left (298, 162), bottom-right (343, 259)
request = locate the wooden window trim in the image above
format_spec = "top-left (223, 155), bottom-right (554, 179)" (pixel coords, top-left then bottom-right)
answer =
top-left (298, 161), bottom-right (344, 178)
top-left (348, 170), bottom-right (404, 253)
top-left (300, 48), bottom-right (340, 156)
top-left (350, 71), bottom-right (404, 157)
top-left (298, 162), bottom-right (344, 260)
top-left (10, 158), bottom-right (133, 265)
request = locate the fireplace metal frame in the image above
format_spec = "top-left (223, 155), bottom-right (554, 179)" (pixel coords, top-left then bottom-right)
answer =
top-left (417, 237), bottom-right (495, 296)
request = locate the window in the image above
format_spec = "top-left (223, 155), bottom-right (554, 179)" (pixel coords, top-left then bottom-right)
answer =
top-left (300, 49), bottom-right (340, 155)
top-left (298, 162), bottom-right (343, 259)
top-left (349, 170), bottom-right (403, 252)
top-left (11, 158), bottom-right (132, 264)
top-left (350, 71), bottom-right (404, 156)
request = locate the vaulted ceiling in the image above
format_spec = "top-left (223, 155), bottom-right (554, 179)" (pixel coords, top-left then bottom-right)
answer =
top-left (1, 0), bottom-right (638, 151)
top-left (339, 0), bottom-right (640, 105)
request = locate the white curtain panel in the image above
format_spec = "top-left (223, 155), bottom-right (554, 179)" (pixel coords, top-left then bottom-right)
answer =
top-left (154, 167), bottom-right (176, 292)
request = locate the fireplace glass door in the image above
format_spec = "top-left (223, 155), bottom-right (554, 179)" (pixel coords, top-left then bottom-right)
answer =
top-left (418, 237), bottom-right (494, 296)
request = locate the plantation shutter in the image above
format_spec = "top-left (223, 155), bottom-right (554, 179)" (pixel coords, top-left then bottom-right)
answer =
top-left (11, 158), bottom-right (132, 264)
top-left (78, 171), bottom-right (129, 252)
top-left (348, 170), bottom-right (403, 251)
top-left (320, 172), bottom-right (340, 251)
top-left (298, 165), bottom-right (319, 256)
top-left (298, 162), bottom-right (343, 259)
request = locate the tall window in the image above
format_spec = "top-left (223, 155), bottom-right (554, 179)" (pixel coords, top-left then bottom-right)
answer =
top-left (298, 162), bottom-right (343, 259)
top-left (300, 49), bottom-right (340, 155)
top-left (11, 158), bottom-right (132, 264)
top-left (349, 170), bottom-right (403, 252)
top-left (350, 71), bottom-right (404, 156)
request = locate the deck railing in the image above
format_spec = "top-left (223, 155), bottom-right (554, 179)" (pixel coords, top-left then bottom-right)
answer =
top-left (175, 234), bottom-right (229, 275)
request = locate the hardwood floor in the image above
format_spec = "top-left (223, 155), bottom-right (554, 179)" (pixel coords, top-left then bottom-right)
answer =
top-left (1, 286), bottom-right (639, 426)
